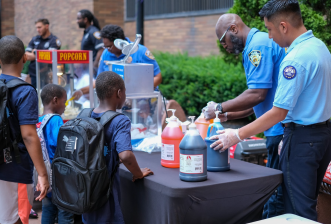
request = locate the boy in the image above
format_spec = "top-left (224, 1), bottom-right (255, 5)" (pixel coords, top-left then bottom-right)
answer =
top-left (82, 71), bottom-right (153, 224)
top-left (39, 84), bottom-right (74, 224)
top-left (0, 35), bottom-right (49, 224)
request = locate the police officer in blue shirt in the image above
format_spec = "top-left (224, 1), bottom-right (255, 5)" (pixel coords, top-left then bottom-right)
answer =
top-left (25, 18), bottom-right (61, 88)
top-left (203, 13), bottom-right (285, 218)
top-left (77, 10), bottom-right (104, 75)
top-left (73, 24), bottom-right (162, 99)
top-left (211, 0), bottom-right (331, 220)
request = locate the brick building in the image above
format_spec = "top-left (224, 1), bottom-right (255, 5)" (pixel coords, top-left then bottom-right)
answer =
top-left (1, 0), bottom-right (233, 56)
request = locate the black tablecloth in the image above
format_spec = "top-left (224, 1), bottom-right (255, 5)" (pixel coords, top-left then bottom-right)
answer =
top-left (119, 152), bottom-right (282, 224)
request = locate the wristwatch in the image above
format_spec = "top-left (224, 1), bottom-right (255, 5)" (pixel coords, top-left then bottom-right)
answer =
top-left (214, 103), bottom-right (223, 114)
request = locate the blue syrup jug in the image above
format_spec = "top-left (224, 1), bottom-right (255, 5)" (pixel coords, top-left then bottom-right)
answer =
top-left (205, 111), bottom-right (230, 171)
top-left (179, 116), bottom-right (207, 182)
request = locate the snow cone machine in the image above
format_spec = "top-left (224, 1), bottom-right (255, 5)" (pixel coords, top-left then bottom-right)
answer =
top-left (104, 34), bottom-right (163, 146)
top-left (35, 50), bottom-right (95, 120)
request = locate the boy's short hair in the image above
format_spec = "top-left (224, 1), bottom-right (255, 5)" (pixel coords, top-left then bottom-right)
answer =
top-left (96, 71), bottom-right (125, 100)
top-left (259, 0), bottom-right (302, 28)
top-left (0, 35), bottom-right (25, 64)
top-left (35, 18), bottom-right (49, 25)
top-left (41, 84), bottom-right (66, 105)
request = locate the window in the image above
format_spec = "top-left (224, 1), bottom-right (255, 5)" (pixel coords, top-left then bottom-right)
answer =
top-left (125, 0), bottom-right (234, 21)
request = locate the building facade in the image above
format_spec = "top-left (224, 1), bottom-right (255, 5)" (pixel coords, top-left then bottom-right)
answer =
top-left (1, 0), bottom-right (232, 56)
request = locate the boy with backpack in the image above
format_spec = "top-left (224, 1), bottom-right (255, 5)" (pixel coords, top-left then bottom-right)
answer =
top-left (51, 71), bottom-right (153, 224)
top-left (37, 83), bottom-right (74, 223)
top-left (0, 35), bottom-right (49, 224)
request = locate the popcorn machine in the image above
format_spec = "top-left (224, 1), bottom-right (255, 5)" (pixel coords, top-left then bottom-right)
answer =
top-left (35, 50), bottom-right (95, 119)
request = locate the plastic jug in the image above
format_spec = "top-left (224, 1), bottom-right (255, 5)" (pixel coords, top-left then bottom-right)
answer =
top-left (205, 111), bottom-right (230, 171)
top-left (179, 116), bottom-right (207, 182)
top-left (161, 109), bottom-right (184, 168)
top-left (195, 112), bottom-right (211, 139)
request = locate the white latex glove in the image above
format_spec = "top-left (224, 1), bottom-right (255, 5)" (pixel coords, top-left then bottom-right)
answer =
top-left (202, 101), bottom-right (217, 120)
top-left (209, 129), bottom-right (243, 152)
top-left (72, 89), bottom-right (83, 100)
top-left (219, 112), bottom-right (228, 122)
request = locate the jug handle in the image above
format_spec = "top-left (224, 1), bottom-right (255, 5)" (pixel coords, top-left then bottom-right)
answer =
top-left (207, 124), bottom-right (214, 138)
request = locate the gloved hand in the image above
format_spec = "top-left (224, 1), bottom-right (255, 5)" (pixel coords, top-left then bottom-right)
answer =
top-left (202, 101), bottom-right (217, 120)
top-left (209, 129), bottom-right (243, 152)
top-left (219, 112), bottom-right (228, 122)
top-left (72, 89), bottom-right (83, 100)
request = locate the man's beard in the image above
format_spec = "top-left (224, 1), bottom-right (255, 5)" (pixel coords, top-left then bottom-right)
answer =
top-left (78, 22), bottom-right (86, 28)
top-left (230, 34), bottom-right (244, 55)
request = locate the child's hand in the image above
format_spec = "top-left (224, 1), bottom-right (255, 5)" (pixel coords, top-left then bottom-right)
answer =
top-left (132, 167), bottom-right (153, 182)
top-left (35, 175), bottom-right (50, 201)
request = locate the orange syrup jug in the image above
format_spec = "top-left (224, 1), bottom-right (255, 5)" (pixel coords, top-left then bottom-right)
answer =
top-left (195, 112), bottom-right (212, 139)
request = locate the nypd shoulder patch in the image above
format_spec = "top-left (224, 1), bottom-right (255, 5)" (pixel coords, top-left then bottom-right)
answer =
top-left (283, 65), bottom-right (296, 80)
top-left (56, 39), bottom-right (61, 47)
top-left (145, 50), bottom-right (155, 60)
top-left (93, 31), bottom-right (101, 39)
top-left (248, 50), bottom-right (261, 67)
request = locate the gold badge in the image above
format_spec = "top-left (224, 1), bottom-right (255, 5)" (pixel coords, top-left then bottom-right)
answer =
top-left (248, 50), bottom-right (261, 67)
top-left (285, 47), bottom-right (288, 54)
top-left (127, 56), bottom-right (132, 63)
top-left (93, 31), bottom-right (101, 39)
top-left (145, 50), bottom-right (155, 60)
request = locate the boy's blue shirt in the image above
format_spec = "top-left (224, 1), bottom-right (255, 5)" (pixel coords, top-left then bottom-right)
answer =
top-left (0, 74), bottom-right (38, 184)
top-left (83, 112), bottom-right (132, 224)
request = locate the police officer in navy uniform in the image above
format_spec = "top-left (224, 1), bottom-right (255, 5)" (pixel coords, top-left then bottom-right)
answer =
top-left (203, 13), bottom-right (285, 218)
top-left (211, 0), bottom-right (331, 220)
top-left (77, 9), bottom-right (104, 75)
top-left (73, 24), bottom-right (162, 100)
top-left (25, 18), bottom-right (61, 88)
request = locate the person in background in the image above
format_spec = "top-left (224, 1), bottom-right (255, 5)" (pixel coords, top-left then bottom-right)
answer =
top-left (25, 18), bottom-right (61, 88)
top-left (38, 84), bottom-right (74, 224)
top-left (0, 35), bottom-right (49, 224)
top-left (77, 9), bottom-right (104, 76)
top-left (72, 24), bottom-right (162, 100)
top-left (203, 13), bottom-right (285, 218)
top-left (82, 71), bottom-right (153, 224)
top-left (210, 0), bottom-right (331, 220)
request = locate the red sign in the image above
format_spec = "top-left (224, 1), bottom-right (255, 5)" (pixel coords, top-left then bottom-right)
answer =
top-left (37, 50), bottom-right (52, 63)
top-left (323, 162), bottom-right (331, 185)
top-left (57, 50), bottom-right (90, 64)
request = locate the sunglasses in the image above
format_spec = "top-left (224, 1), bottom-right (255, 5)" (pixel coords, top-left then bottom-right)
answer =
top-left (219, 26), bottom-right (231, 43)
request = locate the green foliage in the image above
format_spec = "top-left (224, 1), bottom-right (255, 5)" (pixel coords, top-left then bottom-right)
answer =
top-left (156, 52), bottom-right (247, 116)
top-left (22, 61), bottom-right (30, 74)
top-left (221, 0), bottom-right (331, 63)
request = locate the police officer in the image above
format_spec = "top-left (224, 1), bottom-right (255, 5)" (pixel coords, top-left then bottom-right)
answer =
top-left (211, 0), bottom-right (331, 220)
top-left (77, 9), bottom-right (104, 75)
top-left (203, 13), bottom-right (285, 218)
top-left (73, 24), bottom-right (162, 99)
top-left (25, 18), bottom-right (61, 87)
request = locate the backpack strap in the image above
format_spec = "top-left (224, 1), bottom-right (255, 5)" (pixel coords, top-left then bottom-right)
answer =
top-left (5, 78), bottom-right (36, 164)
top-left (39, 114), bottom-right (58, 131)
top-left (99, 110), bottom-right (122, 127)
top-left (77, 108), bottom-right (94, 118)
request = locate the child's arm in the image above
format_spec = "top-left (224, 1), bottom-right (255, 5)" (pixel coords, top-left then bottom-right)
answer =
top-left (119, 150), bottom-right (153, 182)
top-left (20, 124), bottom-right (49, 201)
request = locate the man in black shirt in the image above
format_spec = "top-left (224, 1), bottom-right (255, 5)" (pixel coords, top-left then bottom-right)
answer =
top-left (25, 18), bottom-right (61, 88)
top-left (77, 9), bottom-right (104, 76)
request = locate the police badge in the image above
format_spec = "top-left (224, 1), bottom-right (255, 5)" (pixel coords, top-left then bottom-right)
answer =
top-left (248, 50), bottom-right (261, 67)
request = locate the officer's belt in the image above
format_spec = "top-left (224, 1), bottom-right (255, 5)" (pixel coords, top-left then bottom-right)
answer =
top-left (282, 120), bottom-right (329, 128)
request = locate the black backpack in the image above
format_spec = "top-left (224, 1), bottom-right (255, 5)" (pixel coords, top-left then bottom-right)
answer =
top-left (0, 78), bottom-right (35, 165)
top-left (51, 108), bottom-right (121, 214)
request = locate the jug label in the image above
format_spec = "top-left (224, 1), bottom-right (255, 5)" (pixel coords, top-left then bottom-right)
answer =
top-left (161, 144), bottom-right (175, 161)
top-left (180, 154), bottom-right (203, 174)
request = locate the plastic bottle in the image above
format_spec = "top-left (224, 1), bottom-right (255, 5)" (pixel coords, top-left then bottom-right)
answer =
top-left (179, 116), bottom-right (207, 182)
top-left (161, 109), bottom-right (184, 168)
top-left (205, 111), bottom-right (230, 171)
top-left (195, 112), bottom-right (211, 139)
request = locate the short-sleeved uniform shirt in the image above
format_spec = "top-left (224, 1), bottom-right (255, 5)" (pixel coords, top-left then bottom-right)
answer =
top-left (82, 112), bottom-right (132, 224)
top-left (242, 28), bottom-right (285, 137)
top-left (81, 25), bottom-right (104, 61)
top-left (0, 74), bottom-right (39, 184)
top-left (274, 30), bottom-right (331, 125)
top-left (26, 34), bottom-right (61, 77)
top-left (97, 38), bottom-right (161, 89)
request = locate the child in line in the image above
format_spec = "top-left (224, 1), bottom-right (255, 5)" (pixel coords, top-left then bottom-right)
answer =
top-left (0, 35), bottom-right (49, 224)
top-left (39, 84), bottom-right (74, 224)
top-left (82, 71), bottom-right (154, 224)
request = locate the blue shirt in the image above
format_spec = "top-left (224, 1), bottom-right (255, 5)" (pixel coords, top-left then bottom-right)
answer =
top-left (242, 28), bottom-right (285, 136)
top-left (274, 30), bottom-right (331, 125)
top-left (83, 112), bottom-right (132, 224)
top-left (0, 74), bottom-right (38, 184)
top-left (81, 25), bottom-right (104, 61)
top-left (38, 115), bottom-right (63, 164)
top-left (97, 38), bottom-right (161, 88)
